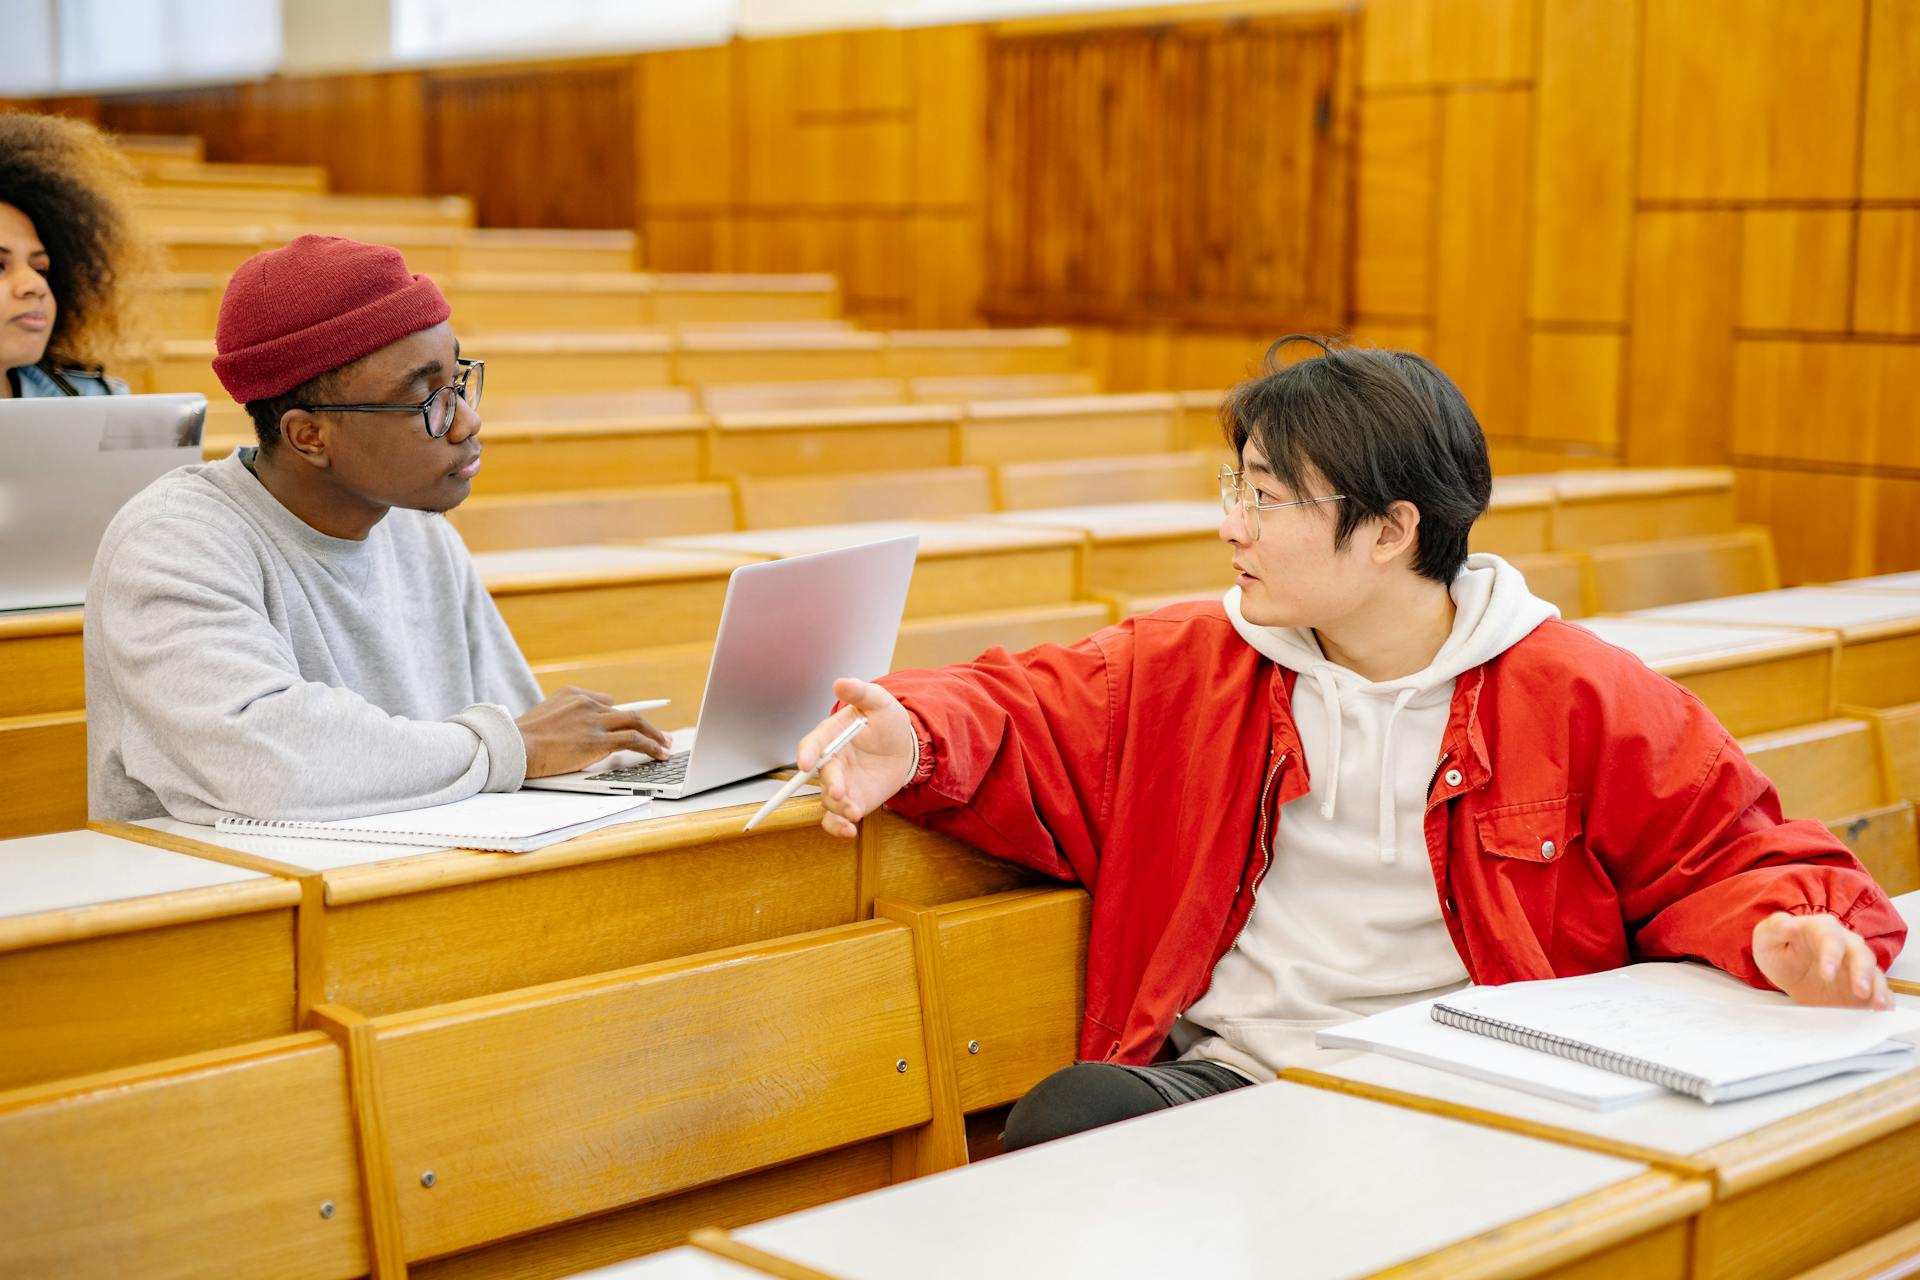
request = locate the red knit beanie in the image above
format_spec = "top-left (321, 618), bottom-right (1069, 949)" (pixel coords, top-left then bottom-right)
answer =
top-left (212, 235), bottom-right (452, 403)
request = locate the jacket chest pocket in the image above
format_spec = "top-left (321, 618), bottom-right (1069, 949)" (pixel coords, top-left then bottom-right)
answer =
top-left (1475, 794), bottom-right (1583, 867)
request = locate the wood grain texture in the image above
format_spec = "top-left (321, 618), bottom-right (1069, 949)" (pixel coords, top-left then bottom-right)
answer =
top-left (449, 484), bottom-right (734, 552)
top-left (995, 451), bottom-right (1215, 509)
top-left (1638, 0), bottom-right (1867, 200)
top-left (1854, 701), bottom-right (1920, 803)
top-left (0, 612), bottom-right (84, 717)
top-left (1855, 210), bottom-right (1920, 335)
top-left (1736, 718), bottom-right (1886, 821)
top-left (0, 1035), bottom-right (367, 1279)
top-left (0, 711), bottom-right (87, 839)
top-left (0, 908), bottom-right (296, 1091)
top-left (1433, 89), bottom-right (1531, 440)
top-left (1531, 0), bottom-right (1637, 324)
top-left (1735, 467), bottom-right (1874, 585)
top-left (860, 810), bottom-right (1049, 914)
top-left (1674, 647), bottom-right (1837, 738)
top-left (1428, 0), bottom-right (1537, 84)
top-left (1826, 802), bottom-right (1920, 896)
top-left (1863, 0), bottom-right (1920, 199)
top-left (372, 923), bottom-right (931, 1261)
top-left (1739, 211), bottom-right (1855, 334)
top-left (1584, 530), bottom-right (1780, 615)
top-left (983, 15), bottom-right (1350, 330)
top-left (1625, 212), bottom-right (1741, 466)
top-left (738, 467), bottom-right (994, 530)
top-left (1354, 93), bottom-right (1437, 318)
top-left (1361, 0), bottom-right (1433, 88)
top-left (1527, 332), bottom-right (1623, 449)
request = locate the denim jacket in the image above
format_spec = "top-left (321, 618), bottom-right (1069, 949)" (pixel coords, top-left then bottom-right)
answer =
top-left (10, 363), bottom-right (128, 397)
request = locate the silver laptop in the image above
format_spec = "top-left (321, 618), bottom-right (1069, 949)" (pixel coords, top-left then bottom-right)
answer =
top-left (525, 534), bottom-right (919, 799)
top-left (0, 393), bottom-right (207, 611)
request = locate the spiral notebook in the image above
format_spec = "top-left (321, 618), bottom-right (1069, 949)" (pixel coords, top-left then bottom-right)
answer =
top-left (1429, 963), bottom-right (1920, 1105)
top-left (215, 792), bottom-right (652, 853)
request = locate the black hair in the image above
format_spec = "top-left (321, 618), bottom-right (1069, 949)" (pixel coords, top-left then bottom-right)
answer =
top-left (244, 368), bottom-right (339, 453)
top-left (1222, 335), bottom-right (1492, 584)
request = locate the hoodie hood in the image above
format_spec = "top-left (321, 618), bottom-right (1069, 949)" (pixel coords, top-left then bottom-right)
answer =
top-left (1223, 553), bottom-right (1558, 863)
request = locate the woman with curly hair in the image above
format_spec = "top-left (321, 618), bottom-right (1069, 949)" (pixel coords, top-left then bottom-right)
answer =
top-left (0, 111), bottom-right (152, 397)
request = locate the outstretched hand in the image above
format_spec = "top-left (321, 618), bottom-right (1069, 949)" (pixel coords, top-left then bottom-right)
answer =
top-left (797, 677), bottom-right (917, 839)
top-left (1752, 911), bottom-right (1893, 1009)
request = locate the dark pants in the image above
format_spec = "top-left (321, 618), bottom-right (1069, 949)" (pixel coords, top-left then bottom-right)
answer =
top-left (1002, 1059), bottom-right (1254, 1151)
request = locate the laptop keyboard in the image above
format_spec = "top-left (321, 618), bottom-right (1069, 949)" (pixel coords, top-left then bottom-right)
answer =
top-left (587, 751), bottom-right (691, 788)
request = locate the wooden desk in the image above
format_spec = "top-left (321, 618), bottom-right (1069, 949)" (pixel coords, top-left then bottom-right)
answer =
top-left (480, 332), bottom-right (676, 395)
top-left (1633, 589), bottom-right (1920, 707)
top-left (1176, 389), bottom-right (1230, 455)
top-left (1575, 617), bottom-right (1838, 736)
top-left (449, 271), bottom-right (655, 331)
top-left (733, 1080), bottom-right (1702, 1280)
top-left (569, 1246), bottom-right (783, 1278)
top-left (650, 272), bottom-right (839, 325)
top-left (675, 331), bottom-right (887, 384)
top-left (1477, 481), bottom-right (1557, 556)
top-left (468, 414), bottom-right (709, 494)
top-left (1293, 1002), bottom-right (1920, 1280)
top-left (959, 394), bottom-right (1178, 465)
top-left (124, 793), bottom-right (1032, 1024)
top-left (1829, 571), bottom-right (1920, 594)
top-left (1529, 468), bottom-right (1737, 547)
top-left (706, 405), bottom-right (959, 479)
top-left (138, 271), bottom-right (221, 338)
top-left (475, 545), bottom-right (756, 664)
top-left (0, 608), bottom-right (87, 839)
top-left (908, 370), bottom-right (1097, 403)
top-left (451, 484), bottom-right (734, 553)
top-left (969, 501), bottom-right (1227, 597)
top-left (701, 378), bottom-right (906, 414)
top-left (646, 520), bottom-right (1083, 619)
top-left (883, 328), bottom-right (1075, 378)
top-left (0, 829), bottom-right (298, 1089)
top-left (458, 228), bottom-right (637, 274)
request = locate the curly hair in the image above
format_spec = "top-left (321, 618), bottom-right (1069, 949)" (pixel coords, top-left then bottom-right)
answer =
top-left (0, 111), bottom-right (155, 372)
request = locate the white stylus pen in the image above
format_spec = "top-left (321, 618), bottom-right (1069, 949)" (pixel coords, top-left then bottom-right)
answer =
top-left (743, 716), bottom-right (869, 832)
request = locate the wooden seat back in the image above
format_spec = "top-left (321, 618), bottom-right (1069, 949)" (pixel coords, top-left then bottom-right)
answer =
top-left (1737, 719), bottom-right (1886, 822)
top-left (1827, 803), bottom-right (1920, 896)
top-left (908, 371), bottom-right (1098, 402)
top-left (0, 1035), bottom-right (370, 1279)
top-left (1585, 529), bottom-right (1779, 613)
top-left (738, 467), bottom-right (994, 530)
top-left (959, 394), bottom-right (1178, 465)
top-left (700, 378), bottom-right (907, 414)
top-left (995, 451), bottom-right (1214, 510)
top-left (449, 483), bottom-right (736, 552)
top-left (367, 921), bottom-right (946, 1262)
top-left (1507, 550), bottom-right (1595, 618)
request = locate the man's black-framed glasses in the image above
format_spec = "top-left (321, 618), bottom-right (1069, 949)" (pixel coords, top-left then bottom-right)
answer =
top-left (297, 358), bottom-right (484, 439)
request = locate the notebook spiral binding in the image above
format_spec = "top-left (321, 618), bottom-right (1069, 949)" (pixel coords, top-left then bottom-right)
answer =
top-left (1430, 1004), bottom-right (1709, 1098)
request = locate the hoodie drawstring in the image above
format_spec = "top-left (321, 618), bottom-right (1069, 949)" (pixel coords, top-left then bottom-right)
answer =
top-left (1376, 687), bottom-right (1418, 864)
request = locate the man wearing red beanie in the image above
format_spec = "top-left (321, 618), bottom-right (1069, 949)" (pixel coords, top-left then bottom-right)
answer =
top-left (84, 235), bottom-right (669, 823)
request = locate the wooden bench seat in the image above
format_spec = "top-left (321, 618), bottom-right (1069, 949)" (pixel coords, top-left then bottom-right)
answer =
top-left (1584, 529), bottom-right (1779, 613)
top-left (469, 414), bottom-right (707, 494)
top-left (970, 501), bottom-right (1226, 597)
top-left (646, 520), bottom-right (1083, 619)
top-left (884, 328), bottom-right (1076, 378)
top-left (1849, 702), bottom-right (1920, 805)
top-left (1634, 588), bottom-right (1920, 707)
top-left (1507, 550), bottom-right (1594, 618)
top-left (138, 271), bottom-right (222, 338)
top-left (737, 466), bottom-right (994, 529)
top-left (675, 331), bottom-right (888, 384)
top-left (706, 405), bottom-right (958, 478)
top-left (456, 227), bottom-right (637, 273)
top-left (908, 371), bottom-right (1098, 403)
top-left (475, 545), bottom-right (756, 662)
top-left (0, 829), bottom-right (299, 1090)
top-left (959, 394), bottom-right (1179, 465)
top-left (649, 272), bottom-right (840, 324)
top-left (480, 386), bottom-right (699, 423)
top-left (476, 332), bottom-right (677, 394)
top-left (1523, 467), bottom-right (1737, 546)
top-left (700, 378), bottom-right (907, 414)
top-left (0, 1034), bottom-right (372, 1278)
top-left (449, 483), bottom-right (735, 552)
top-left (1475, 481), bottom-right (1557, 556)
top-left (1175, 389), bottom-right (1229, 456)
top-left (447, 271), bottom-right (656, 330)
top-left (1574, 617), bottom-right (1838, 736)
top-left (994, 451), bottom-right (1214, 510)
top-left (0, 611), bottom-right (86, 839)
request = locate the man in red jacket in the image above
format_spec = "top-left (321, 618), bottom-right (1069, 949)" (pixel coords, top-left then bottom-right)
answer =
top-left (797, 336), bottom-right (1904, 1150)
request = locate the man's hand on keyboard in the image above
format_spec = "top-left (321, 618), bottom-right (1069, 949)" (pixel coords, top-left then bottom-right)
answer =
top-left (516, 686), bottom-right (673, 779)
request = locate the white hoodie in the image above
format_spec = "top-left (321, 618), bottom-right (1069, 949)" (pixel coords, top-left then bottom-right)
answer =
top-left (1177, 554), bottom-right (1559, 1080)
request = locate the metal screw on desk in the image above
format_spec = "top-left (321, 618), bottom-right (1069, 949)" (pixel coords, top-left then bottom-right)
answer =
top-left (421, 1171), bottom-right (437, 1188)
top-left (895, 1059), bottom-right (909, 1073)
top-left (967, 1040), bottom-right (981, 1054)
top-left (319, 1201), bottom-right (335, 1220)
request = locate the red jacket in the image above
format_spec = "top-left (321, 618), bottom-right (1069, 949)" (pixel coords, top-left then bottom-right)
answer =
top-left (882, 602), bottom-right (1905, 1065)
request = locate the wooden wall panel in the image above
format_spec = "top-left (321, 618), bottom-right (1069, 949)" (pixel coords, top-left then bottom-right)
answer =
top-left (911, 26), bottom-right (986, 206)
top-left (1360, 0), bottom-right (1432, 88)
top-left (1874, 344), bottom-right (1920, 470)
top-left (982, 16), bottom-right (1351, 330)
top-left (1428, 0), bottom-right (1536, 84)
top-left (637, 45), bottom-right (734, 208)
top-left (910, 214), bottom-right (985, 327)
top-left (1738, 210), bottom-right (1855, 334)
top-left (1354, 94), bottom-right (1436, 318)
top-left (1736, 467), bottom-right (1874, 583)
top-left (1874, 476), bottom-right (1920, 572)
top-left (1432, 88), bottom-right (1530, 438)
top-left (1862, 0), bottom-right (1920, 199)
top-left (1638, 0), bottom-right (1867, 201)
top-left (422, 64), bottom-right (636, 229)
top-left (1349, 319), bottom-right (1434, 356)
top-left (1855, 210), bottom-right (1920, 335)
top-left (1530, 0), bottom-right (1636, 324)
top-left (1625, 211), bottom-right (1740, 465)
top-left (1731, 341), bottom-right (1881, 467)
top-left (1527, 332), bottom-right (1622, 449)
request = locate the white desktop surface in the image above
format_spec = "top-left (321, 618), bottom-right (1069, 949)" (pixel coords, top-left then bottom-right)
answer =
top-left (567, 1246), bottom-right (771, 1279)
top-left (0, 828), bottom-right (266, 921)
top-left (1891, 891), bottom-right (1920, 984)
top-left (650, 519), bottom-right (1075, 558)
top-left (736, 1080), bottom-right (1650, 1280)
top-left (1834, 571), bottom-right (1920, 593)
top-left (1316, 1000), bottom-right (1920, 1157)
top-left (1574, 617), bottom-right (1824, 666)
top-left (970, 501), bottom-right (1224, 539)
top-left (1633, 588), bottom-right (1920, 636)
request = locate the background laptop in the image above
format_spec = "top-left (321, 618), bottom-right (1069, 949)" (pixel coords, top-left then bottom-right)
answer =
top-left (0, 393), bottom-right (207, 611)
top-left (526, 534), bottom-right (918, 799)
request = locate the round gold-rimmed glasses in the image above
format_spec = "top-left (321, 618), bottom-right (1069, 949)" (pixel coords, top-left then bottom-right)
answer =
top-left (1218, 465), bottom-right (1346, 542)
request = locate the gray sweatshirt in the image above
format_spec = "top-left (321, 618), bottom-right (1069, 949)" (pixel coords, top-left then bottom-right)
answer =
top-left (85, 450), bottom-right (544, 823)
